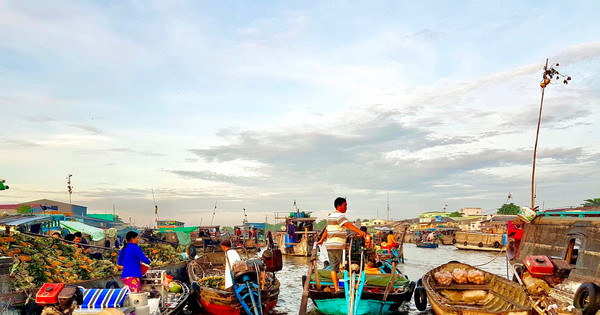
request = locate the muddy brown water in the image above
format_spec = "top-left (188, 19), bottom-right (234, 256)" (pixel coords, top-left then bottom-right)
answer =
top-left (193, 243), bottom-right (510, 314)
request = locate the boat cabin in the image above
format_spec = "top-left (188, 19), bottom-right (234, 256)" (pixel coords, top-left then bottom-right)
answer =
top-left (273, 211), bottom-right (317, 256)
top-left (509, 209), bottom-right (600, 313)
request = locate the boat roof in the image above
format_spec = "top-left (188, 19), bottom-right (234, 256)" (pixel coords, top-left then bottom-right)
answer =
top-left (0, 215), bottom-right (53, 226)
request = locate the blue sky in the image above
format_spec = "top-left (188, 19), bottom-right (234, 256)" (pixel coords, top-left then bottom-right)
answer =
top-left (1, 1), bottom-right (599, 227)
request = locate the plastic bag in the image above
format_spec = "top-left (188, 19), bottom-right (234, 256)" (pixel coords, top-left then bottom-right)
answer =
top-left (467, 270), bottom-right (485, 284)
top-left (452, 268), bottom-right (468, 284)
top-left (434, 270), bottom-right (453, 286)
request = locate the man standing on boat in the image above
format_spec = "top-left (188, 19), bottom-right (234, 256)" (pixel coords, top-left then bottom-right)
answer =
top-left (221, 239), bottom-right (242, 289)
top-left (317, 197), bottom-right (366, 292)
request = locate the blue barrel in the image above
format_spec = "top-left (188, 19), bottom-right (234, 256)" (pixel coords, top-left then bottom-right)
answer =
top-left (502, 233), bottom-right (508, 245)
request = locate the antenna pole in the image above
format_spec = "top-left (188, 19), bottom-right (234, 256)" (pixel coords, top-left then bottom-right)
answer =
top-left (211, 201), bottom-right (217, 225)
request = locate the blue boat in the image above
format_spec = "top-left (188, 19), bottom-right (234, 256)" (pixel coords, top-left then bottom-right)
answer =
top-left (416, 241), bottom-right (439, 248)
top-left (305, 269), bottom-right (415, 315)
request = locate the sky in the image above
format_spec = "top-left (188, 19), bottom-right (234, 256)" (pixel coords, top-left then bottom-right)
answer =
top-left (1, 1), bottom-right (599, 227)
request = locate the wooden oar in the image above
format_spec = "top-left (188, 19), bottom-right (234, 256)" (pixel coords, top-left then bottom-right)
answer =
top-left (299, 242), bottom-right (319, 315)
top-left (397, 225), bottom-right (409, 263)
top-left (378, 257), bottom-right (398, 315)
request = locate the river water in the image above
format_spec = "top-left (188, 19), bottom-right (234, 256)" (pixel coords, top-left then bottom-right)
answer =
top-left (193, 243), bottom-right (511, 314)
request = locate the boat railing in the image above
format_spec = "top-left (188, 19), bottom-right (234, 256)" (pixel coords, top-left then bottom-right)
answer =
top-left (539, 210), bottom-right (600, 217)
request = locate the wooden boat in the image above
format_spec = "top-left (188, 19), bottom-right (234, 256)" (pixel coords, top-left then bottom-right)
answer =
top-left (273, 210), bottom-right (317, 256)
top-left (2, 260), bottom-right (189, 313)
top-left (188, 258), bottom-right (280, 315)
top-left (454, 231), bottom-right (505, 252)
top-left (415, 261), bottom-right (531, 314)
top-left (306, 269), bottom-right (415, 315)
top-left (508, 208), bottom-right (600, 314)
top-left (416, 241), bottom-right (439, 248)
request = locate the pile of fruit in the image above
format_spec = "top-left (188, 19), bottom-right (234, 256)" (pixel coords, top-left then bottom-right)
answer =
top-left (198, 275), bottom-right (225, 290)
top-left (139, 243), bottom-right (184, 267)
top-left (0, 233), bottom-right (120, 290)
top-left (0, 232), bottom-right (184, 291)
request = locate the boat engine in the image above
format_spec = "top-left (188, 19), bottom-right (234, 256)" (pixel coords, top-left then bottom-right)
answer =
top-left (35, 283), bottom-right (83, 315)
top-left (524, 255), bottom-right (575, 287)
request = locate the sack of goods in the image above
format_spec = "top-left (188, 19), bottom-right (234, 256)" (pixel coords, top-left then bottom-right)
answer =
top-left (467, 270), bottom-right (485, 284)
top-left (434, 270), bottom-right (453, 286)
top-left (452, 268), bottom-right (468, 284)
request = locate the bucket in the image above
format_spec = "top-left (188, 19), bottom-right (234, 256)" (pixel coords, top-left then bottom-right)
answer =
top-left (135, 305), bottom-right (150, 315)
top-left (147, 298), bottom-right (160, 314)
top-left (0, 256), bottom-right (13, 275)
top-left (517, 206), bottom-right (536, 223)
top-left (128, 292), bottom-right (149, 307)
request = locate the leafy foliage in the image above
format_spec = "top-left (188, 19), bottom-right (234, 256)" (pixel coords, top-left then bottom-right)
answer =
top-left (581, 198), bottom-right (600, 207)
top-left (497, 203), bottom-right (520, 215)
top-left (448, 211), bottom-right (462, 217)
top-left (314, 219), bottom-right (327, 231)
top-left (16, 205), bottom-right (31, 214)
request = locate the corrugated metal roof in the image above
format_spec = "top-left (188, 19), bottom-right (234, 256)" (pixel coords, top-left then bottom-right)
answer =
top-left (0, 215), bottom-right (52, 226)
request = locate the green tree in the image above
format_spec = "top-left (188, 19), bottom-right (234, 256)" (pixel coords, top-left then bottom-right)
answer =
top-left (497, 203), bottom-right (520, 215)
top-left (448, 211), bottom-right (462, 217)
top-left (314, 219), bottom-right (327, 231)
top-left (16, 205), bottom-right (31, 214)
top-left (581, 198), bottom-right (600, 207)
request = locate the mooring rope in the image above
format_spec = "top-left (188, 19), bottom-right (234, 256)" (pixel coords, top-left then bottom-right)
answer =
top-left (472, 246), bottom-right (507, 267)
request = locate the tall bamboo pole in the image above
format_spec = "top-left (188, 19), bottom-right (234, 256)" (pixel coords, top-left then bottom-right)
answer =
top-left (531, 59), bottom-right (549, 210)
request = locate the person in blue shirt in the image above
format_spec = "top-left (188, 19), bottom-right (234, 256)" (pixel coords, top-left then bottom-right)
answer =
top-left (117, 231), bottom-right (151, 293)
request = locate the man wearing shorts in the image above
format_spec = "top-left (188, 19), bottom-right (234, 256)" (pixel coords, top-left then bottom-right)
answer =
top-left (317, 197), bottom-right (365, 292)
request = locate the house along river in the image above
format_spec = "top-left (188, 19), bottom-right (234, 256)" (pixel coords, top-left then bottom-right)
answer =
top-left (193, 243), bottom-right (510, 314)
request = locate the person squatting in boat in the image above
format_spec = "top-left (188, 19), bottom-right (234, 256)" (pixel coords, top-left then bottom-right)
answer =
top-left (317, 197), bottom-right (366, 292)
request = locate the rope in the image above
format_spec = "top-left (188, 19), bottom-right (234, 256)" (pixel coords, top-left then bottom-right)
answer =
top-left (472, 246), bottom-right (508, 267)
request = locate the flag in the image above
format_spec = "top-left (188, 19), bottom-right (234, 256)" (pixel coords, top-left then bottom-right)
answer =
top-left (155, 205), bottom-right (158, 214)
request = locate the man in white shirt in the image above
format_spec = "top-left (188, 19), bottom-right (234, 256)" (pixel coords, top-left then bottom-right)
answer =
top-left (221, 238), bottom-right (242, 289)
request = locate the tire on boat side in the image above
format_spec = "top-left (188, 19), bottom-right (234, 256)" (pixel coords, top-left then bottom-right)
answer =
top-left (478, 242), bottom-right (484, 248)
top-left (494, 241), bottom-right (501, 248)
top-left (405, 281), bottom-right (416, 302)
top-left (574, 282), bottom-right (600, 315)
top-left (414, 286), bottom-right (427, 311)
top-left (452, 238), bottom-right (456, 244)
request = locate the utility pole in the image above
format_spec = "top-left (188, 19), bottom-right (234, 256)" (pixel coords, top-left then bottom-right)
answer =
top-left (210, 201), bottom-right (217, 225)
top-left (532, 59), bottom-right (570, 210)
top-left (67, 174), bottom-right (73, 213)
top-left (386, 193), bottom-right (390, 221)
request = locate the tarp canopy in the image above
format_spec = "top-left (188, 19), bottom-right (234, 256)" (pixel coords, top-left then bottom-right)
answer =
top-left (158, 226), bottom-right (198, 234)
top-left (311, 269), bottom-right (410, 287)
top-left (245, 222), bottom-right (266, 230)
top-left (60, 221), bottom-right (105, 241)
top-left (175, 231), bottom-right (191, 246)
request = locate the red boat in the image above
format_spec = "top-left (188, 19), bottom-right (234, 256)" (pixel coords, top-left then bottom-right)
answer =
top-left (188, 258), bottom-right (280, 314)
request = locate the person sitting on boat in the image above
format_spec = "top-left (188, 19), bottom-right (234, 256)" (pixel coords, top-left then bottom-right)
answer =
top-left (73, 232), bottom-right (91, 254)
top-left (426, 231), bottom-right (434, 242)
top-left (117, 231), bottom-right (151, 293)
top-left (365, 261), bottom-right (382, 274)
top-left (387, 232), bottom-right (398, 248)
top-left (360, 226), bottom-right (373, 248)
top-left (317, 197), bottom-right (366, 292)
top-left (221, 238), bottom-right (242, 289)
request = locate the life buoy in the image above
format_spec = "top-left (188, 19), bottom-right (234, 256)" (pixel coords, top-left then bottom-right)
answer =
top-left (414, 286), bottom-right (428, 311)
top-left (452, 238), bottom-right (456, 244)
top-left (478, 242), bottom-right (484, 248)
top-left (463, 241), bottom-right (468, 246)
top-left (574, 282), bottom-right (600, 315)
top-left (494, 241), bottom-right (501, 248)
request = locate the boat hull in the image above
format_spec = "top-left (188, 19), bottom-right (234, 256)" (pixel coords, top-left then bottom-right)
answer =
top-left (195, 280), bottom-right (280, 315)
top-left (309, 288), bottom-right (411, 315)
top-left (421, 262), bottom-right (531, 315)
